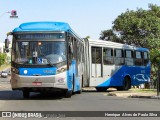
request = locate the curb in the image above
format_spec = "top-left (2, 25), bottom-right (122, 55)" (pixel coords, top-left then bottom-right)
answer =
top-left (128, 95), bottom-right (160, 99)
top-left (128, 95), bottom-right (152, 99)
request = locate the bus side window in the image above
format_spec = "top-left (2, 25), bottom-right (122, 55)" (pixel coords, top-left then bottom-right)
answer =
top-left (114, 49), bottom-right (124, 65)
top-left (134, 51), bottom-right (143, 66)
top-left (67, 36), bottom-right (74, 65)
top-left (103, 48), bottom-right (113, 65)
top-left (143, 51), bottom-right (149, 66)
top-left (92, 47), bottom-right (102, 64)
top-left (125, 50), bottom-right (134, 66)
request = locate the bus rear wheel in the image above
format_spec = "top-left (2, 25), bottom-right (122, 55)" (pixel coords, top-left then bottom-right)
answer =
top-left (96, 87), bottom-right (107, 92)
top-left (117, 77), bottom-right (131, 91)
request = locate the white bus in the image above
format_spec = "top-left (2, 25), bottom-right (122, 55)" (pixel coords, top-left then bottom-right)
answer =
top-left (83, 39), bottom-right (150, 91)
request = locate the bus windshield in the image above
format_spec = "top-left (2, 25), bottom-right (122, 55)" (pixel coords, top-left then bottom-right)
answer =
top-left (12, 41), bottom-right (66, 65)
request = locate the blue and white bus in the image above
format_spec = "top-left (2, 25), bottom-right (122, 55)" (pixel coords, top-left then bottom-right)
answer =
top-left (5, 22), bottom-right (84, 98)
top-left (83, 39), bottom-right (150, 91)
top-left (5, 21), bottom-right (151, 97)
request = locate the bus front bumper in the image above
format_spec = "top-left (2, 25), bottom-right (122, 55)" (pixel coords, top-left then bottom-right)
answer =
top-left (10, 72), bottom-right (68, 91)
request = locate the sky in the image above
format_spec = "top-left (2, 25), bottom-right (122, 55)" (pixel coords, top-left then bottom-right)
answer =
top-left (0, 0), bottom-right (160, 42)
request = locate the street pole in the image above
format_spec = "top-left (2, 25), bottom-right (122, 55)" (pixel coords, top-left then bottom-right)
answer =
top-left (153, 55), bottom-right (160, 97)
top-left (157, 70), bottom-right (160, 96)
top-left (158, 63), bottom-right (160, 96)
top-left (0, 11), bottom-right (10, 18)
top-left (0, 10), bottom-right (18, 19)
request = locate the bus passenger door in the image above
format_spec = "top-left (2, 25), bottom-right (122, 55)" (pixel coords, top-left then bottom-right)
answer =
top-left (90, 47), bottom-right (102, 86)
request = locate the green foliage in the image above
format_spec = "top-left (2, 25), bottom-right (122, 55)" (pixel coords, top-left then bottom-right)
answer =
top-left (112, 4), bottom-right (160, 47)
top-left (100, 4), bottom-right (160, 48)
top-left (100, 29), bottom-right (122, 43)
top-left (0, 53), bottom-right (7, 66)
top-left (85, 36), bottom-right (91, 39)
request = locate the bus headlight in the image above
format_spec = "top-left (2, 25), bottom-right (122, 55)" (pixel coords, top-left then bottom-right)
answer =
top-left (57, 78), bottom-right (65, 83)
top-left (56, 66), bottom-right (67, 74)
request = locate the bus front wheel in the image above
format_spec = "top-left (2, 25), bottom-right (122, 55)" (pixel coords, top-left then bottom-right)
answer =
top-left (65, 90), bottom-right (72, 98)
top-left (23, 90), bottom-right (30, 98)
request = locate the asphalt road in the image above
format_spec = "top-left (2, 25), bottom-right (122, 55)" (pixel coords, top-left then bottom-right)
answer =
top-left (0, 77), bottom-right (160, 120)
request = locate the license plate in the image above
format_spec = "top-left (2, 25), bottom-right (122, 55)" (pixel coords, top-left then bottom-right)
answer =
top-left (32, 82), bottom-right (42, 86)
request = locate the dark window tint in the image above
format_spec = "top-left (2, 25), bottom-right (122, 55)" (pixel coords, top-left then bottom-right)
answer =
top-left (103, 48), bottom-right (114, 65)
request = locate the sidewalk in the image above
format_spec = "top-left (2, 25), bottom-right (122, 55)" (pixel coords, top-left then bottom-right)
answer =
top-left (82, 87), bottom-right (160, 99)
top-left (109, 89), bottom-right (158, 99)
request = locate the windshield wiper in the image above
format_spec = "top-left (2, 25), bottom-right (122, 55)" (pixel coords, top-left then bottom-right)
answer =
top-left (37, 45), bottom-right (54, 67)
top-left (39, 54), bottom-right (54, 67)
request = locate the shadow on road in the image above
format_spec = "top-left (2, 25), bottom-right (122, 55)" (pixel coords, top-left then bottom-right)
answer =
top-left (82, 89), bottom-right (117, 93)
top-left (0, 89), bottom-right (117, 101)
top-left (0, 90), bottom-right (65, 100)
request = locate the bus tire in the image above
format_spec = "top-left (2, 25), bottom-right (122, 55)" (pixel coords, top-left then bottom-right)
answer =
top-left (23, 90), bottom-right (30, 98)
top-left (65, 90), bottom-right (72, 98)
top-left (123, 77), bottom-right (131, 90)
top-left (96, 87), bottom-right (107, 92)
top-left (117, 77), bottom-right (131, 91)
top-left (72, 74), bottom-right (75, 95)
top-left (77, 90), bottom-right (82, 94)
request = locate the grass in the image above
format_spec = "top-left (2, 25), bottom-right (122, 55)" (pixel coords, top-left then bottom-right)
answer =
top-left (130, 88), bottom-right (157, 93)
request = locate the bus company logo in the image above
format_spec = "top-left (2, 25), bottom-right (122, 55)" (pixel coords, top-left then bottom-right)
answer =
top-left (2, 112), bottom-right (12, 117)
top-left (57, 77), bottom-right (65, 83)
top-left (34, 78), bottom-right (40, 82)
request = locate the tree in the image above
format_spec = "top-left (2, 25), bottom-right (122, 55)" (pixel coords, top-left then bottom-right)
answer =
top-left (112, 4), bottom-right (160, 48)
top-left (85, 36), bottom-right (90, 39)
top-left (0, 53), bottom-right (7, 66)
top-left (99, 29), bottom-right (122, 43)
top-left (100, 4), bottom-right (160, 88)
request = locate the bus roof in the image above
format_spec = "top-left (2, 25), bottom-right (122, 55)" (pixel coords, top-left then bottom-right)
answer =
top-left (13, 22), bottom-right (72, 32)
top-left (87, 39), bottom-right (149, 51)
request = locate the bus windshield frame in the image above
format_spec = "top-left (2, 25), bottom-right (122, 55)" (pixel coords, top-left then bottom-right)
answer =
top-left (11, 32), bottom-right (67, 67)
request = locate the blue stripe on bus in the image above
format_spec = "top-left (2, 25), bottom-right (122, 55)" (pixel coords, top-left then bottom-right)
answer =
top-left (18, 60), bottom-right (81, 92)
top-left (97, 63), bottom-right (150, 87)
top-left (67, 60), bottom-right (81, 92)
top-left (19, 67), bottom-right (57, 76)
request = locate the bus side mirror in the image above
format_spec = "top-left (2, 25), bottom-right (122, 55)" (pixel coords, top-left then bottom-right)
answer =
top-left (5, 38), bottom-right (9, 48)
top-left (5, 38), bottom-right (10, 53)
top-left (5, 49), bottom-right (10, 53)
